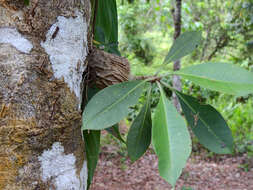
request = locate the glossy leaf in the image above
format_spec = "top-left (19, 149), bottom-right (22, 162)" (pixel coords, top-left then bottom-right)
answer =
top-left (82, 80), bottom-right (146, 130)
top-left (83, 130), bottom-right (100, 189)
top-left (176, 91), bottom-right (233, 154)
top-left (175, 62), bottom-right (253, 96)
top-left (127, 87), bottom-right (152, 162)
top-left (95, 0), bottom-right (120, 55)
top-left (152, 83), bottom-right (191, 187)
top-left (163, 31), bottom-right (202, 64)
top-left (106, 123), bottom-right (125, 144)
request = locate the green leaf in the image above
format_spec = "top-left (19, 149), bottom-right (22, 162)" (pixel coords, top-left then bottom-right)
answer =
top-left (81, 86), bottom-right (100, 110)
top-left (95, 0), bottom-right (120, 55)
top-left (106, 123), bottom-right (125, 144)
top-left (83, 130), bottom-right (100, 189)
top-left (82, 80), bottom-right (146, 130)
top-left (85, 88), bottom-right (125, 143)
top-left (82, 86), bottom-right (101, 190)
top-left (176, 91), bottom-right (233, 154)
top-left (163, 31), bottom-right (202, 64)
top-left (175, 62), bottom-right (253, 96)
top-left (152, 83), bottom-right (191, 187)
top-left (24, 0), bottom-right (29, 5)
top-left (127, 87), bottom-right (152, 162)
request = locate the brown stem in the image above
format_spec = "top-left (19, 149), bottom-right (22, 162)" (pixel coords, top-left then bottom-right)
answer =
top-left (132, 75), bottom-right (163, 83)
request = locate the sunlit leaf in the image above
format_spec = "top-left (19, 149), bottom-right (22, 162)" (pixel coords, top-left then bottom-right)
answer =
top-left (82, 80), bottom-right (146, 130)
top-left (127, 87), bottom-right (152, 162)
top-left (163, 31), bottom-right (202, 64)
top-left (176, 91), bottom-right (233, 154)
top-left (152, 83), bottom-right (191, 187)
top-left (175, 62), bottom-right (253, 96)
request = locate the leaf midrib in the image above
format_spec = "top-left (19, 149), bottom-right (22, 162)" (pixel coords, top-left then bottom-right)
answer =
top-left (159, 85), bottom-right (172, 170)
top-left (165, 34), bottom-right (200, 64)
top-left (85, 81), bottom-right (145, 127)
top-left (176, 92), bottom-right (228, 148)
top-left (175, 72), bottom-right (253, 85)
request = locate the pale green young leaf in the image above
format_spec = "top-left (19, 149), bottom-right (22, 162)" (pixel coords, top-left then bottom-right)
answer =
top-left (175, 62), bottom-right (253, 96)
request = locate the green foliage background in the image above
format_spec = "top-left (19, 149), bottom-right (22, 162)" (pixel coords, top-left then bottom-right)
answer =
top-left (116, 0), bottom-right (253, 156)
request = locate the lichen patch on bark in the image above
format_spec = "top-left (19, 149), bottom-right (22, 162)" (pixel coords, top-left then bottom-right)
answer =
top-left (41, 11), bottom-right (88, 106)
top-left (0, 27), bottom-right (33, 53)
top-left (80, 160), bottom-right (88, 190)
top-left (38, 142), bottom-right (87, 190)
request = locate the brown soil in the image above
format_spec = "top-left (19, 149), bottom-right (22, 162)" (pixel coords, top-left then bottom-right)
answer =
top-left (90, 146), bottom-right (253, 190)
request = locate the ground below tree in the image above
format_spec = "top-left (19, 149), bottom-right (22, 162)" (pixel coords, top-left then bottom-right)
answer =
top-left (90, 141), bottom-right (253, 190)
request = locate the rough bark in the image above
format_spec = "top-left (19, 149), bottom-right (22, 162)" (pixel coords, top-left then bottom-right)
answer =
top-left (87, 48), bottom-right (130, 89)
top-left (171, 0), bottom-right (182, 112)
top-left (0, 0), bottom-right (90, 189)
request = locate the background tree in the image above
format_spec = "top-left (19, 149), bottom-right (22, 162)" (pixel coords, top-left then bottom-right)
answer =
top-left (171, 0), bottom-right (182, 112)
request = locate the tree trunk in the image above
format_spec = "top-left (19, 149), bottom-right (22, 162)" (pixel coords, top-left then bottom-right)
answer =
top-left (171, 0), bottom-right (182, 112)
top-left (0, 0), bottom-right (90, 189)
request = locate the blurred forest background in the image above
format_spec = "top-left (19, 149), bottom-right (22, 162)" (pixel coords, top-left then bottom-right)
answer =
top-left (90, 1), bottom-right (253, 189)
top-left (114, 0), bottom-right (253, 157)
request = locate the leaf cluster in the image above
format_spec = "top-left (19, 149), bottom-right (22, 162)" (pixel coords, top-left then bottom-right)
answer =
top-left (82, 30), bottom-right (253, 188)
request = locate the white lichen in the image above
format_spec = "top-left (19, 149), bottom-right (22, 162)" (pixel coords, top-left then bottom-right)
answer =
top-left (80, 160), bottom-right (88, 190)
top-left (0, 27), bottom-right (33, 53)
top-left (38, 142), bottom-right (87, 190)
top-left (41, 11), bottom-right (88, 106)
